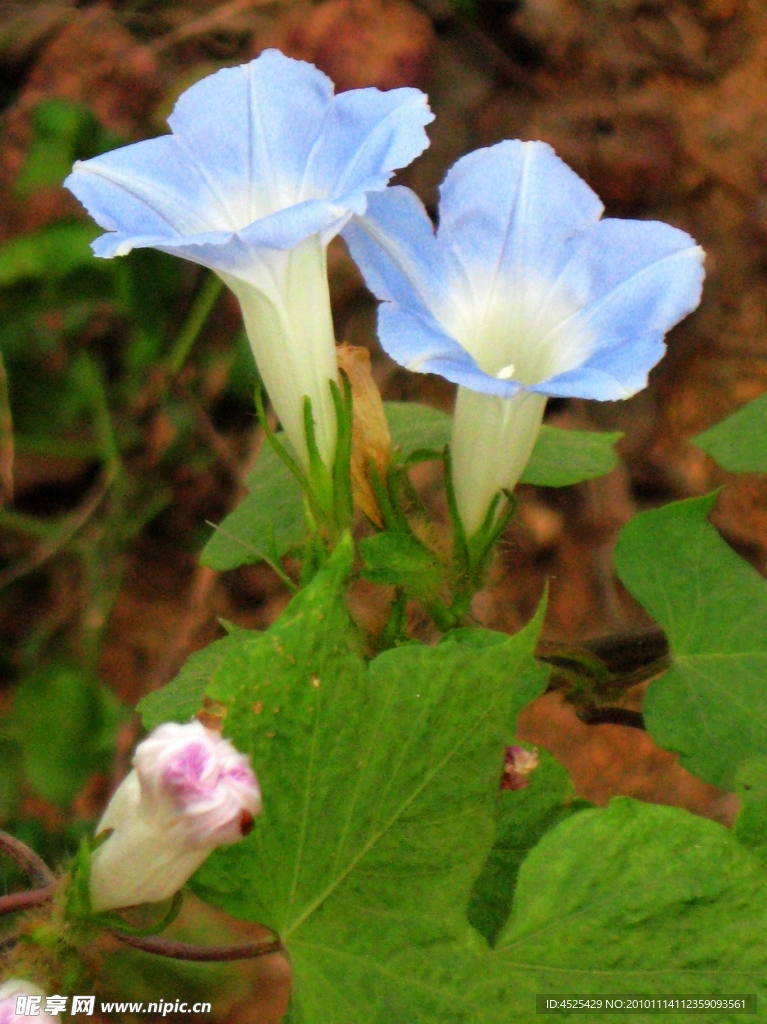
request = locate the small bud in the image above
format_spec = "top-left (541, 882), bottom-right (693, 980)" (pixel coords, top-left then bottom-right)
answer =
top-left (502, 745), bottom-right (539, 791)
top-left (0, 981), bottom-right (54, 1023)
top-left (336, 343), bottom-right (392, 527)
top-left (89, 721), bottom-right (262, 913)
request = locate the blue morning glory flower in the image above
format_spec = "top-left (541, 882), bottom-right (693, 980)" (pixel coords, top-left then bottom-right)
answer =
top-left (65, 49), bottom-right (433, 469)
top-left (343, 140), bottom-right (705, 535)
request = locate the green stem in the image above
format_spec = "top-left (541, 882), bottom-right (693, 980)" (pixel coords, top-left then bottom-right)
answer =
top-left (0, 506), bottom-right (60, 539)
top-left (165, 273), bottom-right (223, 376)
top-left (71, 354), bottom-right (121, 477)
top-left (380, 589), bottom-right (408, 648)
top-left (428, 597), bottom-right (459, 632)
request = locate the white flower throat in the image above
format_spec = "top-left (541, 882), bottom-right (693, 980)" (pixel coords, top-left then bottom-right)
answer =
top-left (449, 274), bottom-right (594, 387)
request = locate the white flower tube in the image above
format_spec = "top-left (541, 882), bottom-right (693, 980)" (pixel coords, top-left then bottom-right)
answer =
top-left (0, 981), bottom-right (55, 1024)
top-left (89, 721), bottom-right (262, 914)
top-left (64, 50), bottom-right (433, 470)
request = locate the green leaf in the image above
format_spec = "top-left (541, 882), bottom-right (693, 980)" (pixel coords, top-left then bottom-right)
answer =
top-left (467, 745), bottom-right (590, 946)
top-left (0, 223), bottom-right (101, 287)
top-left (733, 758), bottom-right (767, 864)
top-left (384, 402), bottom-right (620, 485)
top-left (10, 663), bottom-right (128, 808)
top-left (462, 799), bottom-right (767, 1021)
top-left (138, 632), bottom-right (257, 731)
top-left (692, 393), bottom-right (767, 473)
top-left (615, 493), bottom-right (767, 789)
top-left (200, 441), bottom-right (306, 571)
top-left (520, 425), bottom-right (622, 486)
top-left (385, 401), bottom-right (452, 457)
top-left (186, 537), bottom-right (545, 1022)
top-left (359, 531), bottom-right (444, 601)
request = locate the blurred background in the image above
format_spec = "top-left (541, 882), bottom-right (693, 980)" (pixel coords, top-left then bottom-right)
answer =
top-left (0, 0), bottom-right (765, 1016)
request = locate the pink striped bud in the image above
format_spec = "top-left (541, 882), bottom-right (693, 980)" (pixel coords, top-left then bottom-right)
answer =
top-left (89, 721), bottom-right (262, 913)
top-left (0, 981), bottom-right (55, 1023)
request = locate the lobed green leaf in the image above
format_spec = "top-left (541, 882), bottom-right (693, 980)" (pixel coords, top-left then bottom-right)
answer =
top-left (692, 393), bottom-right (767, 473)
top-left (615, 492), bottom-right (767, 789)
top-left (138, 631), bottom-right (258, 731)
top-left (467, 744), bottom-right (590, 946)
top-left (184, 537), bottom-right (545, 1021)
top-left (466, 799), bottom-right (767, 1022)
top-left (521, 425), bottom-right (622, 487)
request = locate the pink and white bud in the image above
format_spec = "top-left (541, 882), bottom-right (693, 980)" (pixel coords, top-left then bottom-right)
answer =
top-left (0, 980), bottom-right (55, 1023)
top-left (502, 745), bottom-right (539, 791)
top-left (89, 721), bottom-right (262, 913)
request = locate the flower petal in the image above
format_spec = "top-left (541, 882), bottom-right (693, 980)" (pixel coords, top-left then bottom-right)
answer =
top-left (343, 186), bottom-right (447, 310)
top-left (528, 219), bottom-right (705, 398)
top-left (532, 334), bottom-right (666, 400)
top-left (66, 136), bottom-right (226, 251)
top-left (377, 304), bottom-right (519, 397)
top-left (305, 88), bottom-right (434, 203)
top-left (133, 199), bottom-right (351, 280)
top-left (437, 140), bottom-right (603, 307)
top-left (167, 51), bottom-right (335, 216)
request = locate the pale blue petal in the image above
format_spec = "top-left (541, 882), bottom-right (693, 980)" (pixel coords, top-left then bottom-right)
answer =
top-left (530, 220), bottom-right (705, 397)
top-left (65, 50), bottom-right (433, 263)
top-left (437, 141), bottom-right (603, 300)
top-left (65, 136), bottom-right (224, 247)
top-left (115, 200), bottom-right (352, 283)
top-left (530, 334), bottom-right (666, 400)
top-left (546, 219), bottom-right (704, 349)
top-left (378, 305), bottom-right (520, 398)
top-left (167, 51), bottom-right (335, 218)
top-left (342, 187), bottom-right (448, 311)
top-left (304, 89), bottom-right (434, 203)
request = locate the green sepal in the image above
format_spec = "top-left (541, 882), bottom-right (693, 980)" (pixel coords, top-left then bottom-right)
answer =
top-left (330, 374), bottom-right (354, 533)
top-left (466, 489), bottom-right (517, 578)
top-left (302, 394), bottom-right (335, 525)
top-left (65, 837), bottom-right (94, 923)
top-left (66, 833), bottom-right (185, 935)
top-left (93, 890), bottom-right (184, 937)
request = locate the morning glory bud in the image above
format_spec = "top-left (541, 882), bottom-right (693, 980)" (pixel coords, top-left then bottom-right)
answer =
top-left (64, 50), bottom-right (433, 472)
top-left (0, 981), bottom-right (54, 1023)
top-left (344, 140), bottom-right (705, 535)
top-left (89, 721), bottom-right (261, 913)
top-left (502, 745), bottom-right (539, 791)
